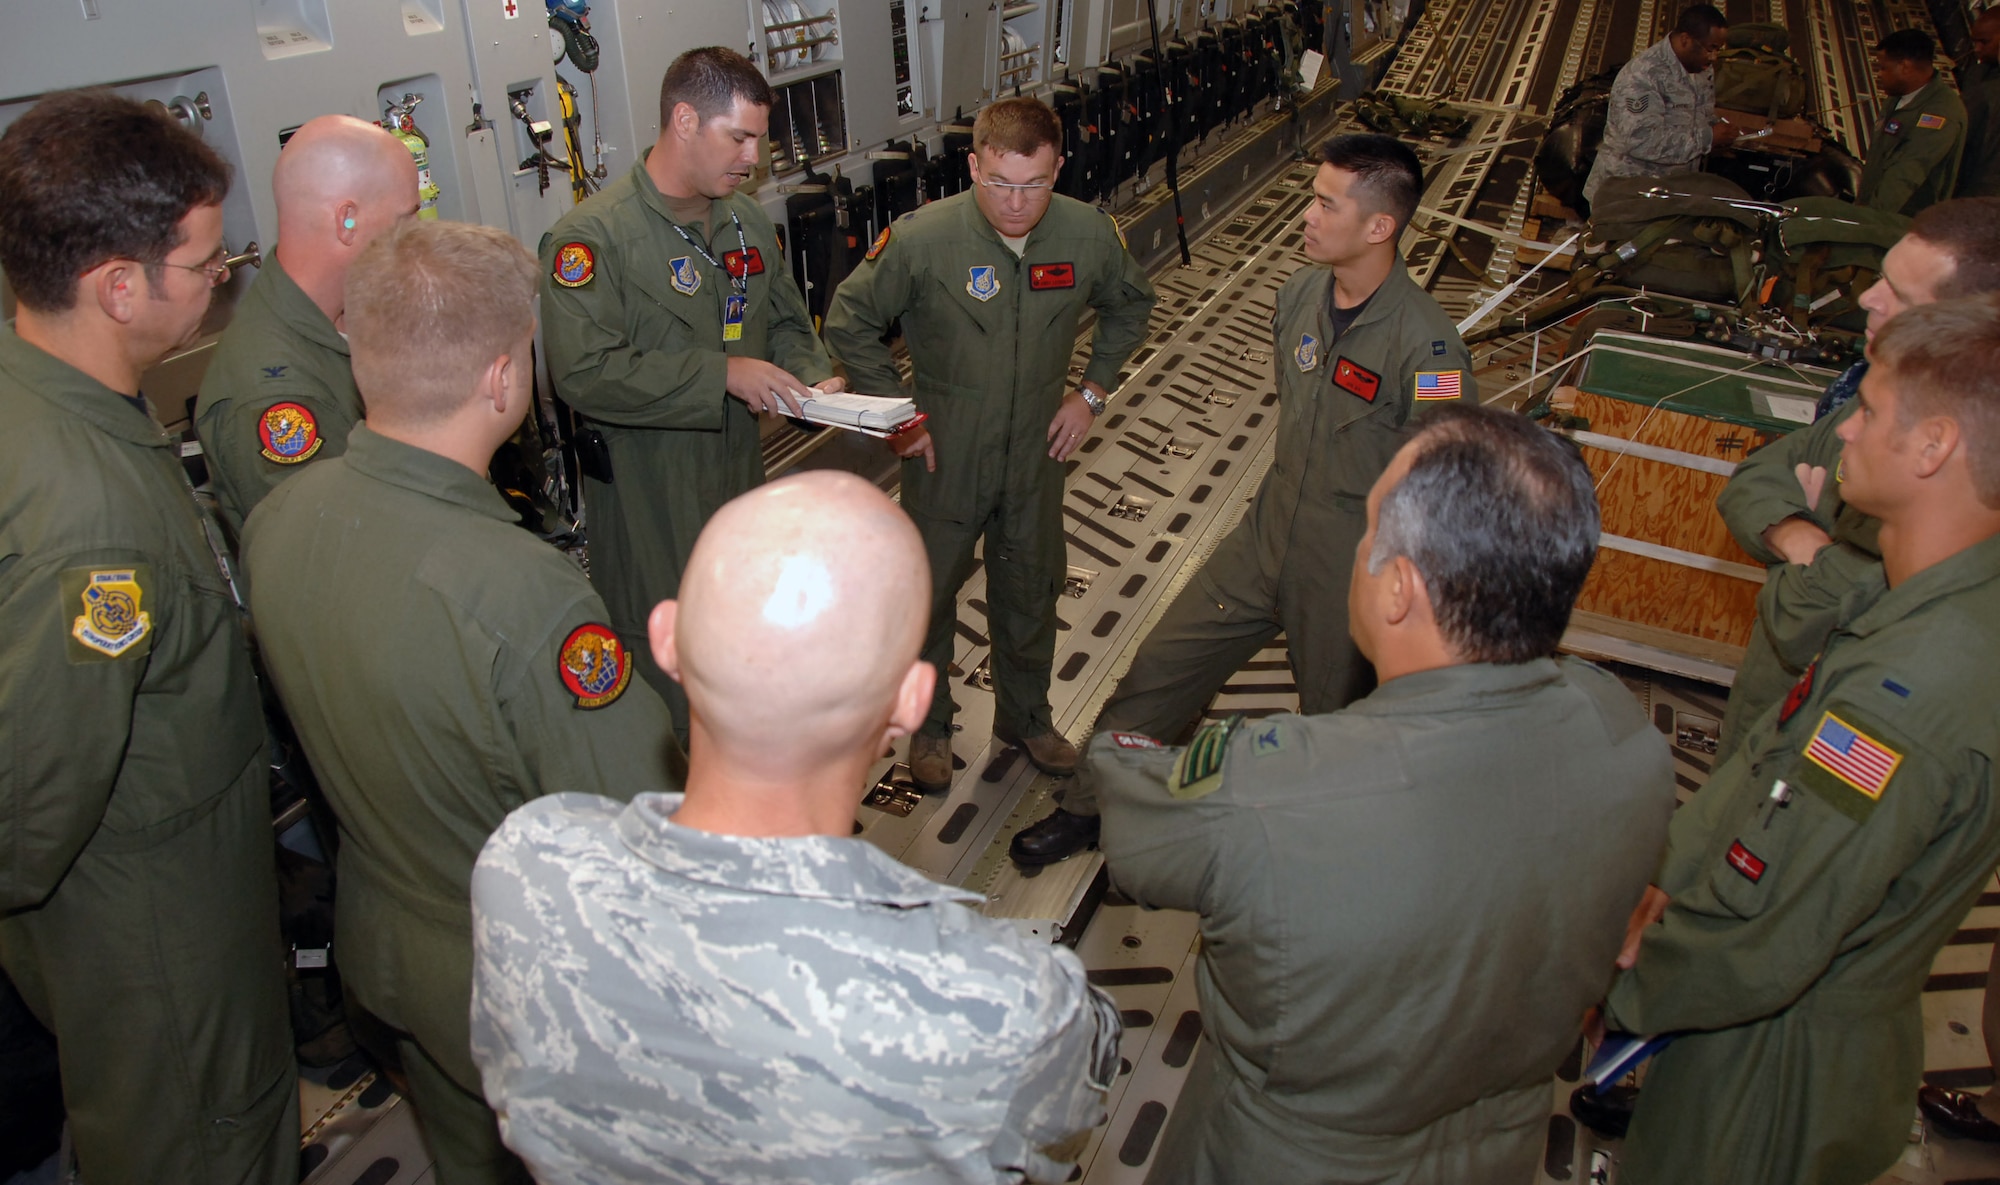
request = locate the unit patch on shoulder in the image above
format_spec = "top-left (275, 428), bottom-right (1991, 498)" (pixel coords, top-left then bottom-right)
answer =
top-left (258, 401), bottom-right (323, 464)
top-left (866, 226), bottom-right (892, 260)
top-left (1169, 715), bottom-right (1242, 800)
top-left (1726, 838), bottom-right (1767, 883)
top-left (558, 623), bottom-right (632, 710)
top-left (668, 256), bottom-right (702, 296)
top-left (61, 565), bottom-right (154, 663)
top-left (967, 265), bottom-right (1001, 302)
top-left (1333, 356), bottom-right (1380, 402)
top-left (553, 242), bottom-right (595, 288)
top-left (723, 246), bottom-right (766, 279)
top-left (1794, 707), bottom-right (1903, 821)
top-left (1415, 371), bottom-right (1463, 401)
top-left (1916, 113), bottom-right (1948, 130)
top-left (1030, 262), bottom-right (1076, 290)
top-left (1110, 732), bottom-right (1163, 749)
top-left (1296, 333), bottom-right (1320, 372)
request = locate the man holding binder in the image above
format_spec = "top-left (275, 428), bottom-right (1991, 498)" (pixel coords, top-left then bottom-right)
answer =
top-left (823, 97), bottom-right (1156, 793)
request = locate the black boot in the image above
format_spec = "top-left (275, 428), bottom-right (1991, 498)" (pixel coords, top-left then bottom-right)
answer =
top-left (1569, 1084), bottom-right (1638, 1140)
top-left (1010, 808), bottom-right (1101, 866)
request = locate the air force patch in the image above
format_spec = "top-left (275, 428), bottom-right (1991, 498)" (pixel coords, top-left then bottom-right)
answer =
top-left (559, 623), bottom-right (632, 709)
top-left (258, 402), bottom-right (322, 465)
top-left (1295, 333), bottom-right (1320, 372)
top-left (669, 256), bottom-right (702, 296)
top-left (967, 265), bottom-right (1000, 302)
top-left (552, 242), bottom-right (595, 288)
top-left (63, 567), bottom-right (153, 662)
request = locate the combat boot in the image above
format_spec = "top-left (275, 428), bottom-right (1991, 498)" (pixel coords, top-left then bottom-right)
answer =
top-left (995, 726), bottom-right (1078, 776)
top-left (1010, 808), bottom-right (1100, 865)
top-left (909, 732), bottom-right (953, 793)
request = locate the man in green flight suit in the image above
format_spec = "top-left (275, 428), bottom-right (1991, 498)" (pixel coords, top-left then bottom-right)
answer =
top-left (244, 220), bottom-right (682, 1184)
top-left (1714, 199), bottom-right (2000, 763)
top-left (1013, 132), bottom-right (1476, 864)
top-left (821, 97), bottom-right (1156, 791)
top-left (1958, 9), bottom-right (2000, 198)
top-left (1608, 294), bottom-right (2000, 1185)
top-left (194, 114), bottom-right (419, 544)
top-left (1090, 405), bottom-right (1674, 1184)
top-left (0, 91), bottom-right (295, 1185)
top-left (1857, 29), bottom-right (1968, 217)
top-left (541, 46), bottom-right (835, 737)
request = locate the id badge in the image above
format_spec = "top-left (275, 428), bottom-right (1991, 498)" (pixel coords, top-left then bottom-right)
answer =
top-left (722, 293), bottom-right (746, 342)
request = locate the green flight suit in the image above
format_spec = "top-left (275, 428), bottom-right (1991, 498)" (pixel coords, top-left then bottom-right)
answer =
top-left (194, 251), bottom-right (362, 545)
top-left (0, 328), bottom-right (295, 1185)
top-left (540, 155), bottom-right (831, 734)
top-left (820, 191), bottom-right (1156, 737)
top-left (1714, 398), bottom-right (1880, 763)
top-left (1857, 76), bottom-right (1969, 217)
top-left (1068, 261), bottom-right (1475, 810)
top-left (1090, 658), bottom-right (1674, 1184)
top-left (1606, 533), bottom-right (2000, 1185)
top-left (242, 426), bottom-right (681, 1184)
top-left (1958, 61), bottom-right (2000, 198)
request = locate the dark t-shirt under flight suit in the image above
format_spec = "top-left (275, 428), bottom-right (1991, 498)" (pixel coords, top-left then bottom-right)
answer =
top-left (821, 191), bottom-right (1156, 739)
top-left (539, 155), bottom-right (831, 736)
top-left (194, 252), bottom-right (362, 545)
top-left (0, 327), bottom-right (294, 1185)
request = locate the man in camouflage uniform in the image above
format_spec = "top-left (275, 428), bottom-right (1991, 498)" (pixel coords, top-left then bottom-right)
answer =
top-left (1858, 29), bottom-right (1968, 217)
top-left (1955, 9), bottom-right (2000, 198)
top-left (246, 221), bottom-right (680, 1185)
top-left (540, 47), bottom-right (834, 737)
top-left (1090, 406), bottom-right (1673, 1184)
top-left (1610, 295), bottom-right (2000, 1185)
top-left (471, 472), bottom-right (1121, 1184)
top-left (1583, 4), bottom-right (1736, 209)
top-left (194, 114), bottom-right (418, 543)
top-left (0, 90), bottom-right (295, 1185)
top-left (822, 97), bottom-right (1157, 792)
top-left (1012, 133), bottom-right (1475, 865)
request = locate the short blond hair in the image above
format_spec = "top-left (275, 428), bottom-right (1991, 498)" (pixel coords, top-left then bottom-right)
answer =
top-left (346, 219), bottom-right (537, 424)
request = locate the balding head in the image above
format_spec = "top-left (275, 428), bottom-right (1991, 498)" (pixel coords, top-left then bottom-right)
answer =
top-left (658, 473), bottom-right (933, 792)
top-left (271, 116), bottom-right (418, 318)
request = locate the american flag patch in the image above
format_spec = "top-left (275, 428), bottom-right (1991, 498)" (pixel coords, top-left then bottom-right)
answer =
top-left (1916, 113), bottom-right (1948, 130)
top-left (1415, 371), bottom-right (1462, 400)
top-left (1803, 712), bottom-right (1902, 800)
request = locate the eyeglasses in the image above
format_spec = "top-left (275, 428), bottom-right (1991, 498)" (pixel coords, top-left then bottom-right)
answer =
top-left (978, 178), bottom-right (1055, 195)
top-left (153, 251), bottom-right (233, 287)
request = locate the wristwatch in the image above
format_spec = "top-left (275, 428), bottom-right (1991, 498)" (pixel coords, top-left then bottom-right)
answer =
top-left (1079, 387), bottom-right (1107, 416)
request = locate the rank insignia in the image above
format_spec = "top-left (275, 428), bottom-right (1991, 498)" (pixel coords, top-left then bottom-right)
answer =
top-left (558, 623), bottom-right (631, 710)
top-left (258, 401), bottom-right (322, 464)
top-left (1415, 370), bottom-right (1463, 401)
top-left (552, 242), bottom-right (595, 288)
top-left (1883, 119), bottom-right (1903, 135)
top-left (261, 365), bottom-right (289, 379)
top-left (1431, 340), bottom-right (1448, 357)
top-left (1169, 715), bottom-right (1241, 800)
top-left (723, 246), bottom-right (766, 278)
top-left (1333, 356), bottom-right (1381, 401)
top-left (65, 567), bottom-right (153, 661)
top-left (1624, 94), bottom-right (1651, 114)
top-left (1110, 732), bottom-right (1162, 749)
top-left (1030, 262), bottom-right (1076, 290)
top-left (1295, 333), bottom-right (1320, 372)
top-left (967, 265), bottom-right (1000, 302)
top-left (866, 226), bottom-right (892, 260)
top-left (1916, 113), bottom-right (1948, 130)
top-left (669, 256), bottom-right (702, 296)
top-left (1802, 710), bottom-right (1901, 801)
top-left (1249, 721), bottom-right (1285, 758)
top-left (1726, 839), bottom-right (1766, 883)
top-left (1777, 658), bottom-right (1816, 725)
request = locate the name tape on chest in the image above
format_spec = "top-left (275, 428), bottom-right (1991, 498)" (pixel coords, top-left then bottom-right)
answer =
top-left (1726, 838), bottom-right (1767, 883)
top-left (553, 242), bottom-right (595, 287)
top-left (259, 401), bottom-right (323, 465)
top-left (62, 565), bottom-right (154, 663)
top-left (1110, 732), bottom-right (1163, 749)
top-left (559, 623), bottom-right (632, 709)
top-left (722, 246), bottom-right (766, 278)
top-left (1415, 371), bottom-right (1463, 401)
top-left (1334, 356), bottom-right (1381, 402)
top-left (1169, 715), bottom-right (1242, 800)
top-left (1030, 262), bottom-right (1076, 290)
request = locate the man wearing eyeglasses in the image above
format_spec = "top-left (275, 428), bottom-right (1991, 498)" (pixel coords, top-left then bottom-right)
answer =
top-left (823, 97), bottom-right (1156, 794)
top-left (195, 115), bottom-right (419, 545)
top-left (0, 91), bottom-right (296, 1185)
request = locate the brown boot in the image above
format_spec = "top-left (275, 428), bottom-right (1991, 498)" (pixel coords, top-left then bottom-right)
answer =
top-left (995, 727), bottom-right (1078, 776)
top-left (909, 733), bottom-right (954, 793)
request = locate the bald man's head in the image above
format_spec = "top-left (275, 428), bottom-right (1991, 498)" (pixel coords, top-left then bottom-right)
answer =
top-left (662, 472), bottom-right (932, 774)
top-left (272, 115), bottom-right (418, 257)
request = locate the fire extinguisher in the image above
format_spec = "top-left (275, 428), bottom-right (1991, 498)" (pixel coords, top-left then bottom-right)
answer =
top-left (383, 93), bottom-right (442, 220)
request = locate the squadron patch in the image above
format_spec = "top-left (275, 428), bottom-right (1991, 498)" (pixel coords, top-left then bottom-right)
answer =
top-left (1726, 839), bottom-right (1767, 884)
top-left (669, 256), bottom-right (702, 296)
top-left (1333, 356), bottom-right (1381, 402)
top-left (1415, 371), bottom-right (1463, 401)
top-left (866, 226), bottom-right (892, 260)
top-left (1030, 262), bottom-right (1076, 290)
top-left (1916, 113), bottom-right (1948, 130)
top-left (558, 623), bottom-right (632, 710)
top-left (552, 242), bottom-right (595, 288)
top-left (62, 566), bottom-right (154, 662)
top-left (1883, 119), bottom-right (1903, 136)
top-left (258, 402), bottom-right (323, 464)
top-left (1295, 333), bottom-right (1320, 372)
top-left (1169, 715), bottom-right (1242, 800)
top-left (723, 246), bottom-right (766, 278)
top-left (967, 265), bottom-right (1001, 302)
